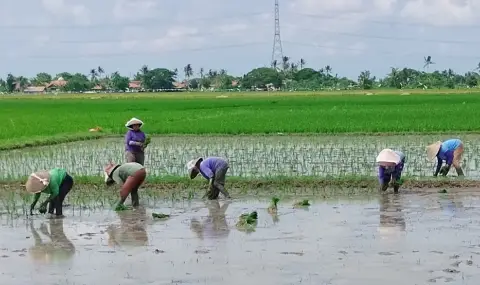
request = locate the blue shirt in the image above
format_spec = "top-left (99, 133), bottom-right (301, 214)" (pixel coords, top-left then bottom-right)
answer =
top-left (436, 139), bottom-right (462, 174)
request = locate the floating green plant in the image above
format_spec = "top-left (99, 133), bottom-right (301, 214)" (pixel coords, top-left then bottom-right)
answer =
top-left (294, 199), bottom-right (311, 208)
top-left (236, 211), bottom-right (258, 232)
top-left (114, 204), bottom-right (129, 211)
top-left (438, 189), bottom-right (448, 193)
top-left (152, 213), bottom-right (170, 219)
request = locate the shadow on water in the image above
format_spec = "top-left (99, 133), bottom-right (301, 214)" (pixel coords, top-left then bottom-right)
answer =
top-left (190, 200), bottom-right (231, 240)
top-left (28, 218), bottom-right (75, 264)
top-left (106, 207), bottom-right (148, 248)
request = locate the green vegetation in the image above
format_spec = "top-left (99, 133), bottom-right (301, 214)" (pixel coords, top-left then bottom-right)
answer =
top-left (293, 200), bottom-right (311, 207)
top-left (236, 211), bottom-right (258, 232)
top-left (2, 59), bottom-right (480, 93)
top-left (0, 92), bottom-right (478, 149)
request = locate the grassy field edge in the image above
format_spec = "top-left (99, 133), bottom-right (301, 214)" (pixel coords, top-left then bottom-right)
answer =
top-left (2, 130), bottom-right (480, 151)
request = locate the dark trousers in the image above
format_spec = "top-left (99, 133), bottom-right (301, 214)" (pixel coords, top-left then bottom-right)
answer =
top-left (48, 174), bottom-right (74, 215)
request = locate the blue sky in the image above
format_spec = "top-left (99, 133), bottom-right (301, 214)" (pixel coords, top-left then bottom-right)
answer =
top-left (1, 0), bottom-right (479, 80)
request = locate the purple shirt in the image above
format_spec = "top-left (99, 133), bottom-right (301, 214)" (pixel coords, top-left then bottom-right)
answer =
top-left (125, 130), bottom-right (146, 153)
top-left (378, 151), bottom-right (405, 183)
top-left (198, 157), bottom-right (228, 179)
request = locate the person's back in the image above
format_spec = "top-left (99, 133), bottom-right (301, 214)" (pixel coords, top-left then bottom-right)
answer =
top-left (441, 139), bottom-right (461, 153)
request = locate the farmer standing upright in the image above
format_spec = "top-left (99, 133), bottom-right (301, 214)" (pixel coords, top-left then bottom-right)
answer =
top-left (124, 117), bottom-right (147, 165)
top-left (104, 162), bottom-right (147, 209)
top-left (187, 157), bottom-right (231, 199)
top-left (26, 168), bottom-right (74, 217)
top-left (427, 139), bottom-right (465, 176)
top-left (376, 149), bottom-right (406, 193)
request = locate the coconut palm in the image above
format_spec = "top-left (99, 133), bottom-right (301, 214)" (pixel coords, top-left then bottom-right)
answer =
top-left (300, 58), bottom-right (306, 69)
top-left (282, 56), bottom-right (290, 71)
top-left (184, 64), bottom-right (193, 89)
top-left (423, 56), bottom-right (435, 71)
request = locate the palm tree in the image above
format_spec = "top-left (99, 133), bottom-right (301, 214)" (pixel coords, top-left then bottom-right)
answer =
top-left (272, 60), bottom-right (278, 70)
top-left (474, 62), bottom-right (480, 71)
top-left (282, 56), bottom-right (290, 71)
top-left (423, 56), bottom-right (435, 71)
top-left (184, 64), bottom-right (193, 89)
top-left (325, 65), bottom-right (332, 76)
top-left (97, 66), bottom-right (104, 78)
top-left (90, 69), bottom-right (98, 82)
top-left (300, 58), bottom-right (306, 69)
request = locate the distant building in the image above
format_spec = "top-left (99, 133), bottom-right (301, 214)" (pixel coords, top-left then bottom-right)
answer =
top-left (24, 86), bottom-right (46, 94)
top-left (46, 77), bottom-right (67, 91)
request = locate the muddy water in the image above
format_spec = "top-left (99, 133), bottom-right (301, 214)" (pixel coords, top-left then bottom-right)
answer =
top-left (1, 191), bottom-right (480, 284)
top-left (1, 134), bottom-right (480, 179)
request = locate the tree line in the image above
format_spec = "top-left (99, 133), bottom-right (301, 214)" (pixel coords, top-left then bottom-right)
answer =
top-left (1, 55), bottom-right (480, 93)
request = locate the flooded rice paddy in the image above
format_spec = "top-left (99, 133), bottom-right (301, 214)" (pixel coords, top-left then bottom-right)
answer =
top-left (1, 190), bottom-right (480, 284)
top-left (1, 134), bottom-right (480, 179)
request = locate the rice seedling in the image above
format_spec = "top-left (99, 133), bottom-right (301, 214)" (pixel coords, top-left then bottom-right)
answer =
top-left (236, 211), bottom-right (258, 233)
top-left (268, 197), bottom-right (280, 214)
top-left (152, 213), bottom-right (170, 219)
top-left (1, 134), bottom-right (479, 180)
top-left (293, 200), bottom-right (311, 208)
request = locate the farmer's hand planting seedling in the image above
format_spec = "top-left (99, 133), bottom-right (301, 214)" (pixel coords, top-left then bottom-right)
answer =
top-left (125, 117), bottom-right (147, 166)
top-left (26, 168), bottom-right (74, 217)
top-left (427, 139), bottom-right (465, 177)
top-left (104, 162), bottom-right (147, 209)
top-left (186, 157), bottom-right (231, 200)
top-left (376, 149), bottom-right (406, 193)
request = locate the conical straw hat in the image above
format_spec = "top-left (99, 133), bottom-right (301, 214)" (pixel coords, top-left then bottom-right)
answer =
top-left (104, 163), bottom-right (120, 182)
top-left (25, 171), bottom-right (50, 193)
top-left (426, 141), bottom-right (442, 161)
top-left (125, 118), bottom-right (144, 129)
top-left (376, 149), bottom-right (401, 164)
top-left (186, 157), bottom-right (203, 179)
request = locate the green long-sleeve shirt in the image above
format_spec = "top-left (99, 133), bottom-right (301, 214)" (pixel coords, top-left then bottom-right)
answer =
top-left (33, 168), bottom-right (67, 201)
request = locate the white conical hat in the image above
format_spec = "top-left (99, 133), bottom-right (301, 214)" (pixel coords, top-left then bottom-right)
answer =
top-left (376, 149), bottom-right (401, 164)
top-left (186, 158), bottom-right (203, 179)
top-left (125, 118), bottom-right (144, 129)
top-left (426, 141), bottom-right (442, 161)
top-left (25, 171), bottom-right (50, 193)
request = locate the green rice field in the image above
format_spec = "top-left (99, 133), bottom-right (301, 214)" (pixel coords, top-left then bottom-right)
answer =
top-left (0, 91), bottom-right (478, 150)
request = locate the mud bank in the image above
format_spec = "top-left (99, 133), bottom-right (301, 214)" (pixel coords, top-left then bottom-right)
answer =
top-left (1, 175), bottom-right (478, 192)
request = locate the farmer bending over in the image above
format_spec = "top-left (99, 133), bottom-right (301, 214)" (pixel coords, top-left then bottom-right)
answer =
top-left (187, 157), bottom-right (231, 199)
top-left (427, 139), bottom-right (464, 177)
top-left (26, 168), bottom-right (74, 217)
top-left (104, 162), bottom-right (146, 210)
top-left (376, 149), bottom-right (405, 193)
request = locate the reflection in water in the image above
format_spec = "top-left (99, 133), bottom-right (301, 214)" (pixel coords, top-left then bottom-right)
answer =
top-left (107, 207), bottom-right (148, 248)
top-left (378, 195), bottom-right (406, 237)
top-left (28, 218), bottom-right (75, 264)
top-left (438, 196), bottom-right (464, 217)
top-left (190, 200), bottom-right (231, 240)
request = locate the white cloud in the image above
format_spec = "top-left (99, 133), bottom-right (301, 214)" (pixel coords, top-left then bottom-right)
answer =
top-left (401, 0), bottom-right (480, 26)
top-left (290, 0), bottom-right (364, 13)
top-left (41, 0), bottom-right (91, 25)
top-left (112, 0), bottom-right (159, 20)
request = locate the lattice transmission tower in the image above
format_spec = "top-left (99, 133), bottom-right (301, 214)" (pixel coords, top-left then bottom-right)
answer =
top-left (271, 0), bottom-right (284, 68)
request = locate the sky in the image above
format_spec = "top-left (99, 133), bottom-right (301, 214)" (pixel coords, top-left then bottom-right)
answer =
top-left (1, 0), bottom-right (480, 80)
